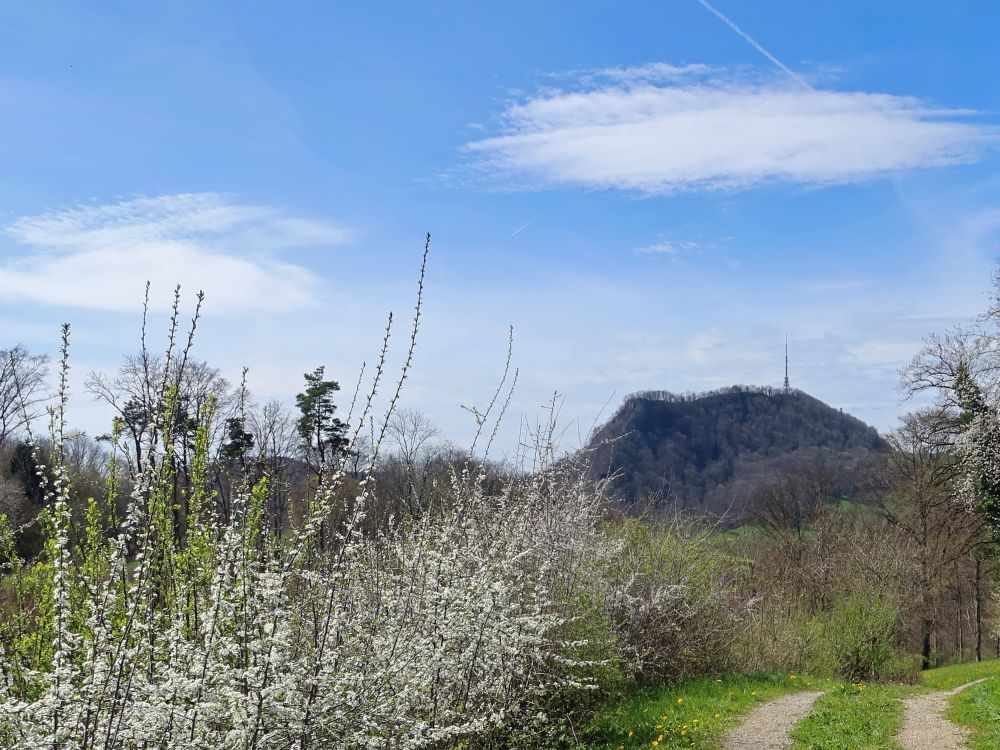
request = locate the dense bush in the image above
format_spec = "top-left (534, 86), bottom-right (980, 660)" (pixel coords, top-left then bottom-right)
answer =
top-left (0, 365), bottom-right (616, 749)
top-left (598, 518), bottom-right (740, 682)
top-left (815, 595), bottom-right (919, 683)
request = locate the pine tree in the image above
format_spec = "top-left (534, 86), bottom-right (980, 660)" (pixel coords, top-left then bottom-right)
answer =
top-left (220, 416), bottom-right (255, 462)
top-left (295, 366), bottom-right (348, 476)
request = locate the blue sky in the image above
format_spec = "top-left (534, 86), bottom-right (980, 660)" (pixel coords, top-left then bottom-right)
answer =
top-left (2, 1), bottom-right (1000, 447)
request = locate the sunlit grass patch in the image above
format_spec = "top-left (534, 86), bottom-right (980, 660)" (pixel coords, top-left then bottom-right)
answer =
top-left (949, 675), bottom-right (1000, 750)
top-left (922, 659), bottom-right (1000, 691)
top-left (789, 682), bottom-right (909, 750)
top-left (583, 672), bottom-right (834, 749)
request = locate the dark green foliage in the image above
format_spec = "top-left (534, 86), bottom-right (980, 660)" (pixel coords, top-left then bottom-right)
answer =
top-left (220, 416), bottom-right (255, 462)
top-left (588, 387), bottom-right (886, 513)
top-left (295, 366), bottom-right (349, 473)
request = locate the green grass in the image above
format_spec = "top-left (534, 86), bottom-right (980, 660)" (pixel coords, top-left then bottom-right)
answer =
top-left (789, 682), bottom-right (909, 750)
top-left (582, 672), bottom-right (834, 750)
top-left (949, 676), bottom-right (1000, 750)
top-left (935, 660), bottom-right (1000, 750)
top-left (921, 659), bottom-right (1000, 690)
top-left (578, 660), bottom-right (1000, 750)
top-left (710, 524), bottom-right (763, 542)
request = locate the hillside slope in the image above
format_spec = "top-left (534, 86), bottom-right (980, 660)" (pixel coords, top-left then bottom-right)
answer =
top-left (587, 386), bottom-right (886, 514)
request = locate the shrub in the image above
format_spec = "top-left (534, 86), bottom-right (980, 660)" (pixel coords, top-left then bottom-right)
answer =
top-left (598, 517), bottom-right (740, 682)
top-left (818, 594), bottom-right (915, 683)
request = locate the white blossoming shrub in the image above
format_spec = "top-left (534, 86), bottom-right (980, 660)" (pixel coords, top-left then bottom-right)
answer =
top-left (0, 322), bottom-right (625, 749)
top-left (954, 362), bottom-right (1000, 534)
top-left (956, 411), bottom-right (1000, 522)
top-left (0, 424), bottom-right (616, 748)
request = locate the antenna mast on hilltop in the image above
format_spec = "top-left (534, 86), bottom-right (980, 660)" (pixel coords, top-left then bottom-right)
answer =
top-left (783, 335), bottom-right (790, 392)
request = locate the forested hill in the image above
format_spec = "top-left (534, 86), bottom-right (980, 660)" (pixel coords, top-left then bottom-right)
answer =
top-left (587, 386), bottom-right (887, 514)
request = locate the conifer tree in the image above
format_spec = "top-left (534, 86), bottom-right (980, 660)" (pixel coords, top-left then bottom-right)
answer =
top-left (295, 366), bottom-right (348, 476)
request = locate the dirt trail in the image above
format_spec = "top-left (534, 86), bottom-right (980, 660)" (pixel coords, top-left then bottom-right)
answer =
top-left (722, 691), bottom-right (824, 750)
top-left (895, 679), bottom-right (987, 750)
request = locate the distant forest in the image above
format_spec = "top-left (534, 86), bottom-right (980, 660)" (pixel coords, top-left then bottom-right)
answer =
top-left (587, 385), bottom-right (886, 514)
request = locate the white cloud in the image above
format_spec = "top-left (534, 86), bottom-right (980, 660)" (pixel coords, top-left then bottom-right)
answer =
top-left (592, 62), bottom-right (714, 85)
top-left (0, 193), bottom-right (350, 313)
top-left (635, 239), bottom-right (703, 256)
top-left (467, 67), bottom-right (998, 194)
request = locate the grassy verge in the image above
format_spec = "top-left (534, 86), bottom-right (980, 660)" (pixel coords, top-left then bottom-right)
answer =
top-left (789, 682), bottom-right (909, 750)
top-left (949, 677), bottom-right (1000, 750)
top-left (582, 672), bottom-right (833, 750)
top-left (940, 660), bottom-right (1000, 750)
top-left (921, 659), bottom-right (1000, 690)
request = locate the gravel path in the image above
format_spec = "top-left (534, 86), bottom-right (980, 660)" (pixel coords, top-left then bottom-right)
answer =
top-left (722, 691), bottom-right (824, 750)
top-left (895, 679), bottom-right (987, 750)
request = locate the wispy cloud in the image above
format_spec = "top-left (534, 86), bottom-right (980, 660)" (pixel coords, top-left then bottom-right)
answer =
top-left (467, 66), bottom-right (997, 194)
top-left (0, 193), bottom-right (349, 313)
top-left (591, 62), bottom-right (714, 85)
top-left (635, 239), bottom-right (703, 256)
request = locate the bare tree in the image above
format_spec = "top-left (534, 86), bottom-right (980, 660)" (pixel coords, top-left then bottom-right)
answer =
top-left (381, 408), bottom-right (442, 517)
top-left (86, 354), bottom-right (235, 471)
top-left (876, 409), bottom-right (985, 668)
top-left (0, 345), bottom-right (49, 449)
top-left (248, 399), bottom-right (300, 535)
top-left (749, 455), bottom-right (841, 544)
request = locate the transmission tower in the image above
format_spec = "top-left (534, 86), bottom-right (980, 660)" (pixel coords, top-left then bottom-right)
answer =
top-left (783, 335), bottom-right (790, 392)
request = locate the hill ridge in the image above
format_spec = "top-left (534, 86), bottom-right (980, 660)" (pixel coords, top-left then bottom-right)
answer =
top-left (587, 385), bottom-right (885, 513)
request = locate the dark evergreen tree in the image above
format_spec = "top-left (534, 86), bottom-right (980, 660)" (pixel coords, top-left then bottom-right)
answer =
top-left (220, 416), bottom-right (256, 463)
top-left (295, 367), bottom-right (349, 476)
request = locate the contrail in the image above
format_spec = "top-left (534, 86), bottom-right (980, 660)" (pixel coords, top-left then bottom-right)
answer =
top-left (511, 217), bottom-right (538, 237)
top-left (695, 0), bottom-right (810, 89)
